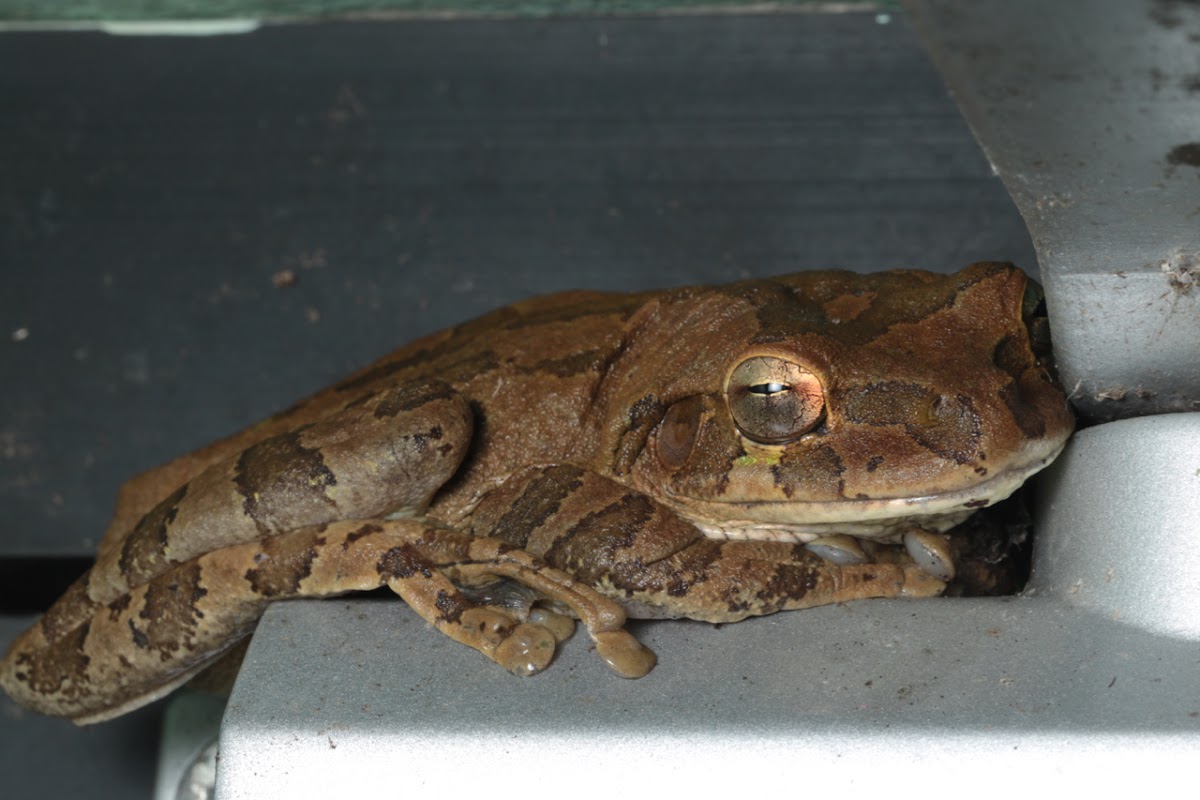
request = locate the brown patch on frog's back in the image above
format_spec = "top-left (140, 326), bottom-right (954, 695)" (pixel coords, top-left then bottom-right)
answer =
top-left (235, 430), bottom-right (338, 535)
top-left (499, 290), bottom-right (647, 331)
top-left (332, 348), bottom-right (438, 395)
top-left (822, 291), bottom-right (877, 323)
top-left (10, 622), bottom-right (93, 698)
top-left (127, 619), bottom-right (149, 650)
top-left (132, 562), bottom-right (209, 660)
top-left (106, 594), bottom-right (132, 619)
top-left (118, 483), bottom-right (188, 582)
top-left (442, 349), bottom-right (502, 385)
top-left (244, 530), bottom-right (326, 597)
top-left (516, 348), bottom-right (609, 379)
top-left (372, 381), bottom-right (457, 418)
top-left (764, 262), bottom-right (1020, 347)
top-left (331, 302), bottom-right (522, 395)
top-left (347, 348), bottom-right (498, 402)
top-left (332, 343), bottom-right (501, 397)
top-left (713, 279), bottom-right (825, 344)
top-left (39, 577), bottom-right (97, 644)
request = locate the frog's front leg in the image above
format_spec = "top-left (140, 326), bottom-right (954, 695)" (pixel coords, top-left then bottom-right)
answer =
top-left (467, 465), bottom-right (946, 623)
top-left (1, 518), bottom-right (650, 723)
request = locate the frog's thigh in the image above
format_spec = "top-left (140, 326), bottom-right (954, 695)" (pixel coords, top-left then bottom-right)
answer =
top-left (64, 382), bottom-right (475, 645)
top-left (469, 465), bottom-right (944, 623)
top-left (0, 517), bottom-right (645, 722)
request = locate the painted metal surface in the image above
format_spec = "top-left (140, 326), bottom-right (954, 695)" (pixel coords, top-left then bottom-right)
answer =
top-left (905, 0), bottom-right (1200, 421)
top-left (216, 575), bottom-right (1200, 797)
top-left (1031, 413), bottom-right (1200, 640)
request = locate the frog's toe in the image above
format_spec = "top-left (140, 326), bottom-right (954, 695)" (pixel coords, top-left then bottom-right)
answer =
top-left (898, 564), bottom-right (950, 597)
top-left (528, 607), bottom-right (576, 643)
top-left (493, 622), bottom-right (558, 676)
top-left (593, 630), bottom-right (657, 679)
top-left (459, 582), bottom-right (576, 642)
top-left (805, 534), bottom-right (869, 565)
top-left (903, 528), bottom-right (956, 581)
top-left (458, 608), bottom-right (558, 675)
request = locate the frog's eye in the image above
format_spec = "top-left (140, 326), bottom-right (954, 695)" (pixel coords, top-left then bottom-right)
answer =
top-left (727, 356), bottom-right (825, 444)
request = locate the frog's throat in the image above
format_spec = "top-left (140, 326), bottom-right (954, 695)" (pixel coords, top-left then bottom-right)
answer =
top-left (675, 441), bottom-right (1067, 544)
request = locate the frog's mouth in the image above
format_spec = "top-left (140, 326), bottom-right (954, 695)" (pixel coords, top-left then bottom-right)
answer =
top-left (687, 507), bottom-right (974, 544)
top-left (670, 440), bottom-right (1066, 545)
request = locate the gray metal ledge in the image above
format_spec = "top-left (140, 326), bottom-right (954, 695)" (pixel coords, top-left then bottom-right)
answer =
top-left (904, 0), bottom-right (1200, 422)
top-left (1031, 413), bottom-right (1200, 640)
top-left (213, 597), bottom-right (1200, 797)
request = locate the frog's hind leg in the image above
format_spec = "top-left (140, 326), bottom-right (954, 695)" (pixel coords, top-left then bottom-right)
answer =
top-left (0, 518), bottom-right (650, 723)
top-left (40, 380), bottom-right (474, 656)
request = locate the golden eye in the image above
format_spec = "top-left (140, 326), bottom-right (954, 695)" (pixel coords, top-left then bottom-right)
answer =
top-left (727, 356), bottom-right (825, 444)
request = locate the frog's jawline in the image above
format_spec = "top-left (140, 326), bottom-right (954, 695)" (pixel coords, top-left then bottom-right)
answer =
top-left (676, 442), bottom-right (1067, 543)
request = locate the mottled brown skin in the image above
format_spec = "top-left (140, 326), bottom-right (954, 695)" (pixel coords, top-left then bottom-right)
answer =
top-left (0, 263), bottom-right (1073, 723)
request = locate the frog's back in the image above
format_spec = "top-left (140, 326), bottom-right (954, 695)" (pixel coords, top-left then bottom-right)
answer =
top-left (98, 287), bottom-right (654, 554)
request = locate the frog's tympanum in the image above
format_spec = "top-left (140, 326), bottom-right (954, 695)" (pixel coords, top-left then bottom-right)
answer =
top-left (1, 263), bottom-right (1073, 722)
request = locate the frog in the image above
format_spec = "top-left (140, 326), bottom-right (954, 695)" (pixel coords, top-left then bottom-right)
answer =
top-left (0, 262), bottom-right (1074, 724)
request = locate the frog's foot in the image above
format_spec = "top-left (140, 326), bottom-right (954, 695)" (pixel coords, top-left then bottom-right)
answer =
top-left (803, 530), bottom-right (957, 582)
top-left (443, 540), bottom-right (655, 678)
top-left (457, 610), bottom-right (559, 677)
top-left (526, 607), bottom-right (578, 643)
top-left (293, 520), bottom-right (652, 677)
top-left (457, 580), bottom-right (578, 644)
top-left (370, 564), bottom-right (561, 677)
top-left (900, 528), bottom-right (956, 582)
top-left (804, 534), bottom-right (869, 565)
top-left (294, 522), bottom-right (649, 678)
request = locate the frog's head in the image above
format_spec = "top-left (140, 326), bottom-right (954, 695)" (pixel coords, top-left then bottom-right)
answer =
top-left (621, 263), bottom-right (1074, 542)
